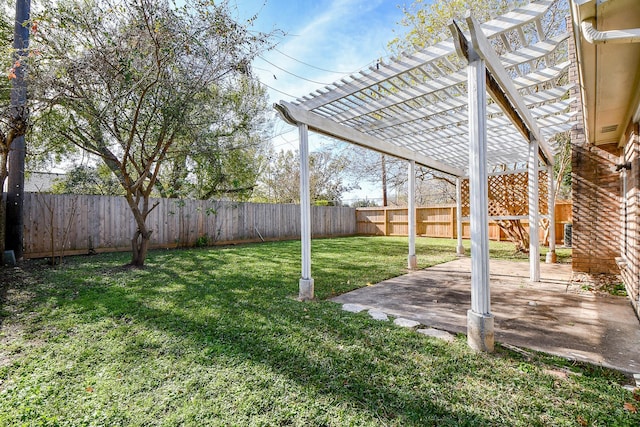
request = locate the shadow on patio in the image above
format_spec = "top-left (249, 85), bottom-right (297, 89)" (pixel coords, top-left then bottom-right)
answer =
top-left (332, 258), bottom-right (640, 374)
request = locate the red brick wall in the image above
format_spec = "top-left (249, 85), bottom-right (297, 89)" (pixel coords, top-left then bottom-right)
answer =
top-left (568, 17), bottom-right (622, 275)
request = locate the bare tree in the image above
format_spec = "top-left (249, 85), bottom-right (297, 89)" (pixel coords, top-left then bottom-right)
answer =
top-left (255, 148), bottom-right (354, 205)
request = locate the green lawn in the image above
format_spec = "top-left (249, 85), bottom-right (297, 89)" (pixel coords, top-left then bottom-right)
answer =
top-left (0, 237), bottom-right (636, 426)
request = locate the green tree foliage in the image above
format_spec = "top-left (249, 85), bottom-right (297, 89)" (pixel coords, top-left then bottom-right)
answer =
top-left (553, 132), bottom-right (571, 199)
top-left (0, 9), bottom-right (13, 264)
top-left (50, 164), bottom-right (123, 196)
top-left (255, 149), bottom-right (353, 205)
top-left (30, 0), bottom-right (277, 266)
top-left (390, 0), bottom-right (530, 52)
top-left (351, 199), bottom-right (379, 208)
top-left (0, 9), bottom-right (14, 110)
top-left (154, 78), bottom-right (271, 201)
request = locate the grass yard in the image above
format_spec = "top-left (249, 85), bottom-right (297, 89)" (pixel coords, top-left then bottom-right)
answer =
top-left (0, 237), bottom-right (637, 426)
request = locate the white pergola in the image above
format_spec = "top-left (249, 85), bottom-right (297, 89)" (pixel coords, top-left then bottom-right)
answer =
top-left (274, 0), bottom-right (574, 351)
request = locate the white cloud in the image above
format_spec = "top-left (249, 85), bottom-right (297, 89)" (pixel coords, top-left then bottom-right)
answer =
top-left (251, 0), bottom-right (403, 104)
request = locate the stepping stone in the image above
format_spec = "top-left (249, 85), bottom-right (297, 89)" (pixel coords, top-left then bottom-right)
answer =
top-left (342, 303), bottom-right (367, 313)
top-left (394, 318), bottom-right (420, 328)
top-left (417, 328), bottom-right (455, 342)
top-left (368, 309), bottom-right (388, 321)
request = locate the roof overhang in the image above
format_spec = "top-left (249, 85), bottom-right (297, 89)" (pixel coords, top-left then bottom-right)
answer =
top-left (571, 0), bottom-right (640, 146)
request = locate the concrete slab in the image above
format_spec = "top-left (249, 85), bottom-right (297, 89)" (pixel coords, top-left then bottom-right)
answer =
top-left (332, 258), bottom-right (640, 374)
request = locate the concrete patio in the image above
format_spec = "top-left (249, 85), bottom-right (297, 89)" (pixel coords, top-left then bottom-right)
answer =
top-left (332, 258), bottom-right (640, 374)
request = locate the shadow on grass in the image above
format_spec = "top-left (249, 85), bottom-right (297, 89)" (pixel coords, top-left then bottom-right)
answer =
top-left (5, 247), bottom-right (497, 425)
top-left (62, 278), bottom-right (493, 424)
top-left (4, 238), bottom-right (627, 426)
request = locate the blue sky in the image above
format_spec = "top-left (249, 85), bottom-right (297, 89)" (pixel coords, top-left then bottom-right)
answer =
top-left (234, 0), bottom-right (409, 149)
top-left (236, 0), bottom-right (407, 105)
top-left (233, 0), bottom-right (413, 201)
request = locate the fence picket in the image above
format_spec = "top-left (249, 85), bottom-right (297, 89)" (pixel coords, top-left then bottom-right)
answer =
top-left (22, 193), bottom-right (571, 259)
top-left (22, 194), bottom-right (357, 258)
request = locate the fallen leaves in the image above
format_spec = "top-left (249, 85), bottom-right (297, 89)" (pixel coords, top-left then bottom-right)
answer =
top-left (7, 60), bottom-right (21, 80)
top-left (623, 402), bottom-right (637, 413)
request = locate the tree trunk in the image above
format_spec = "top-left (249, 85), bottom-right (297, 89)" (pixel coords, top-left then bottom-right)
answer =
top-left (496, 219), bottom-right (530, 253)
top-left (0, 149), bottom-right (7, 266)
top-left (540, 217), bottom-right (550, 246)
top-left (0, 193), bottom-right (5, 267)
top-left (131, 228), bottom-right (152, 267)
top-left (123, 189), bottom-right (155, 267)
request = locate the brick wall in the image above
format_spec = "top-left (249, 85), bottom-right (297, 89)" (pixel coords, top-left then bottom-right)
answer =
top-left (568, 16), bottom-right (622, 275)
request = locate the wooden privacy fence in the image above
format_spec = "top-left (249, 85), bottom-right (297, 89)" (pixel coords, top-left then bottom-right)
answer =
top-left (356, 202), bottom-right (572, 244)
top-left (23, 193), bottom-right (356, 258)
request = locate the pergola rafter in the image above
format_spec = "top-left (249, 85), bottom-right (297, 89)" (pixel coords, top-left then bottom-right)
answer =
top-left (274, 0), bottom-right (571, 352)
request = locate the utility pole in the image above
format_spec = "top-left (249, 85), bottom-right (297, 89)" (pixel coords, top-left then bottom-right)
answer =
top-left (6, 0), bottom-right (30, 260)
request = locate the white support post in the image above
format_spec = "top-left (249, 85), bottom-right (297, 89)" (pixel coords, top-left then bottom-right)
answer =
top-left (467, 55), bottom-right (494, 352)
top-left (546, 164), bottom-right (557, 263)
top-left (408, 160), bottom-right (417, 269)
top-left (456, 177), bottom-right (464, 255)
top-left (298, 123), bottom-right (314, 300)
top-left (528, 139), bottom-right (540, 281)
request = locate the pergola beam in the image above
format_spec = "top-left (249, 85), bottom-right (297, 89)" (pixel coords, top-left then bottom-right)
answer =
top-left (371, 104), bottom-right (575, 145)
top-left (330, 33), bottom-right (568, 125)
top-left (274, 101), bottom-right (464, 177)
top-left (358, 87), bottom-right (573, 135)
top-left (465, 14), bottom-right (555, 166)
top-left (450, 21), bottom-right (532, 146)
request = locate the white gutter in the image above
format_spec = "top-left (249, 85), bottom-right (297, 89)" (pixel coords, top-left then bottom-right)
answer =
top-left (581, 20), bottom-right (640, 44)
